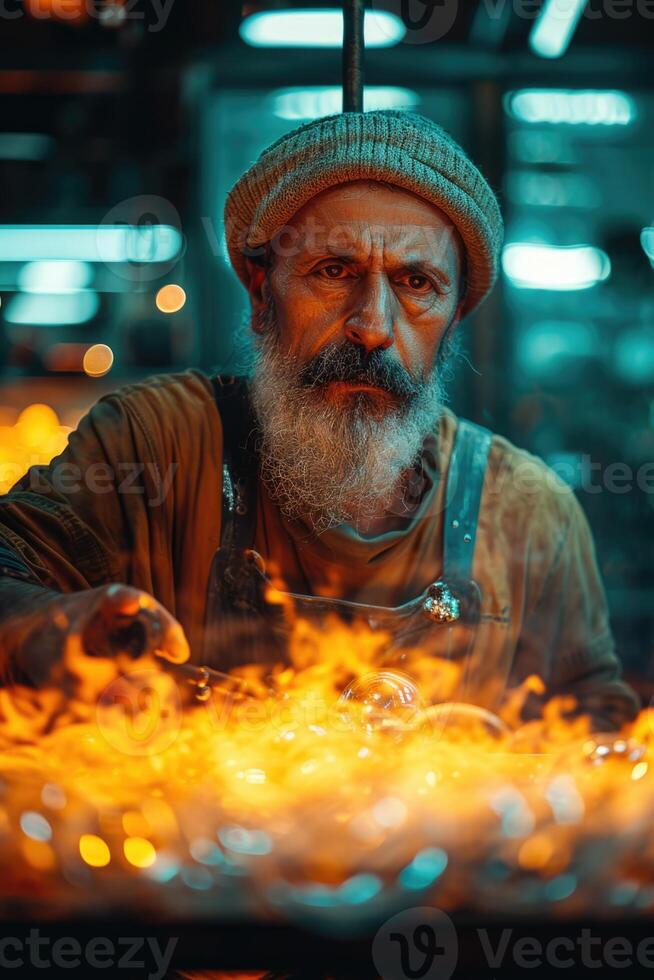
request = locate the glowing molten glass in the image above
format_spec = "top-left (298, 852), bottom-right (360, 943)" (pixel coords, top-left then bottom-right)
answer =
top-left (0, 627), bottom-right (650, 925)
top-left (339, 670), bottom-right (423, 735)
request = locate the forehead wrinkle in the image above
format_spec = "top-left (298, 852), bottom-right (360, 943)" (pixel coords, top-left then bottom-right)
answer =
top-left (298, 215), bottom-right (456, 254)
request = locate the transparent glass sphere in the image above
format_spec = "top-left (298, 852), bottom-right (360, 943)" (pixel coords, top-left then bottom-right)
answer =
top-left (423, 702), bottom-right (510, 742)
top-left (338, 670), bottom-right (423, 735)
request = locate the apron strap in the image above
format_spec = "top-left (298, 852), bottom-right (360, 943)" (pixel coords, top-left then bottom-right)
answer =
top-left (211, 375), bottom-right (258, 554)
top-left (443, 418), bottom-right (493, 584)
top-left (205, 376), bottom-right (263, 632)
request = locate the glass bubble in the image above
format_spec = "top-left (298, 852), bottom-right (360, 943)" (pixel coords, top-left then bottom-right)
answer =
top-left (423, 702), bottom-right (510, 742)
top-left (338, 670), bottom-right (423, 735)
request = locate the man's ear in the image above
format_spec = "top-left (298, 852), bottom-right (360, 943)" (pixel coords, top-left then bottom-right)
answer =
top-left (245, 257), bottom-right (272, 336)
top-left (451, 295), bottom-right (465, 329)
top-left (245, 258), bottom-right (268, 316)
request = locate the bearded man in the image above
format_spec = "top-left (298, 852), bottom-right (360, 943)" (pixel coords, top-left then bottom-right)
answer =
top-left (0, 111), bottom-right (639, 728)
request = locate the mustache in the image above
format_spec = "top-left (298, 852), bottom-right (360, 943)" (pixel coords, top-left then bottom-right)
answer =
top-left (298, 344), bottom-right (423, 399)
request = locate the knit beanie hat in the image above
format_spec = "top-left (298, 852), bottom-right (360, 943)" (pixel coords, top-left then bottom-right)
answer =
top-left (224, 110), bottom-right (503, 317)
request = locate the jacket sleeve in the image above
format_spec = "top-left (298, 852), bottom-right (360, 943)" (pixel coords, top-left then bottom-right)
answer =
top-left (511, 489), bottom-right (640, 731)
top-left (0, 390), bottom-right (169, 594)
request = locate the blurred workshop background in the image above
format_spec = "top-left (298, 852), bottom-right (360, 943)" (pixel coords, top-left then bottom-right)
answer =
top-left (0, 0), bottom-right (653, 680)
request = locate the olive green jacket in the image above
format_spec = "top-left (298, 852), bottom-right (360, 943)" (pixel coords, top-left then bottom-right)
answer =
top-left (0, 370), bottom-right (639, 728)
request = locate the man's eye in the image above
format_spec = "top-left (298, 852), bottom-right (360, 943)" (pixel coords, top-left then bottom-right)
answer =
top-left (318, 263), bottom-right (349, 280)
top-left (402, 273), bottom-right (433, 293)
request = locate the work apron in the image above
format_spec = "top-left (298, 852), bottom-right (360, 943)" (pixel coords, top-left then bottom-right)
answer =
top-left (202, 377), bottom-right (492, 704)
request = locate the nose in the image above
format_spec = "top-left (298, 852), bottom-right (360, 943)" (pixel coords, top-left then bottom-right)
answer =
top-left (344, 274), bottom-right (394, 354)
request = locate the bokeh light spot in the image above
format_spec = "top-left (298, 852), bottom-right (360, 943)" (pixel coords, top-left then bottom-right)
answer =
top-left (155, 284), bottom-right (186, 314)
top-left (124, 836), bottom-right (156, 868)
top-left (20, 811), bottom-right (52, 842)
top-left (79, 834), bottom-right (111, 868)
top-left (83, 344), bottom-right (114, 378)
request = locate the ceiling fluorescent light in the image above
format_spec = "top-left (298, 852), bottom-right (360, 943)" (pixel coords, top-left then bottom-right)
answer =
top-left (5, 292), bottom-right (100, 326)
top-left (18, 260), bottom-right (93, 293)
top-left (502, 243), bottom-right (611, 290)
top-left (0, 226), bottom-right (182, 263)
top-left (529, 0), bottom-right (587, 59)
top-left (506, 89), bottom-right (636, 127)
top-left (240, 9), bottom-right (405, 48)
top-left (271, 86), bottom-right (419, 120)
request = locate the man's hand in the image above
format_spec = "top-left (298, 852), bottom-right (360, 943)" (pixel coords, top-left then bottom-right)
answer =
top-left (73, 584), bottom-right (190, 665)
top-left (0, 578), bottom-right (190, 687)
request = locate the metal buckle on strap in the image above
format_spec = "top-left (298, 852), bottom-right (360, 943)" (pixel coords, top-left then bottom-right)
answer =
top-left (422, 580), bottom-right (461, 623)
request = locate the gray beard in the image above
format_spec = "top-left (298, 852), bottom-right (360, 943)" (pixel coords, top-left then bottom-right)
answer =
top-left (249, 318), bottom-right (455, 536)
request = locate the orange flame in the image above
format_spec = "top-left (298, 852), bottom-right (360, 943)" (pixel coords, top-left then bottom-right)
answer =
top-left (0, 405), bottom-right (652, 922)
top-left (0, 404), bottom-right (70, 494)
top-left (0, 615), bottom-right (651, 921)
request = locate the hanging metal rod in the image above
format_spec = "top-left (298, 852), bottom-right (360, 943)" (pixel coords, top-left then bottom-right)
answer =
top-left (342, 0), bottom-right (365, 112)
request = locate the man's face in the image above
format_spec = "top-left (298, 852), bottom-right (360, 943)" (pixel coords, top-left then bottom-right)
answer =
top-left (247, 180), bottom-right (465, 399)
top-left (245, 181), bottom-right (466, 534)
